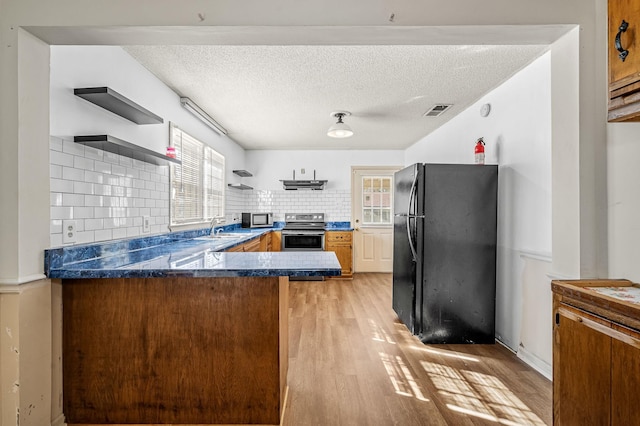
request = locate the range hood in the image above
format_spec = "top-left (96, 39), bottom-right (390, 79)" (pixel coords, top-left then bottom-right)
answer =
top-left (280, 170), bottom-right (327, 190)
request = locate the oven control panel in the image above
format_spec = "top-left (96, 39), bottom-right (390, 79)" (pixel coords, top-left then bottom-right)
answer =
top-left (285, 213), bottom-right (325, 222)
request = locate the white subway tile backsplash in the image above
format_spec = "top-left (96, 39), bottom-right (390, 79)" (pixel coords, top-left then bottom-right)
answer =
top-left (51, 164), bottom-right (63, 179)
top-left (74, 181), bottom-right (95, 195)
top-left (62, 193), bottom-right (85, 207)
top-left (112, 186), bottom-right (125, 197)
top-left (94, 229), bottom-right (113, 242)
top-left (50, 137), bottom-right (63, 152)
top-left (51, 193), bottom-right (63, 207)
top-left (85, 195), bottom-right (103, 207)
top-left (112, 227), bottom-right (128, 240)
top-left (62, 139), bottom-right (85, 156)
top-left (50, 138), bottom-right (352, 248)
top-left (94, 161), bottom-right (112, 174)
top-left (73, 156), bottom-right (94, 171)
top-left (126, 168), bottom-right (140, 179)
top-left (50, 234), bottom-right (63, 247)
top-left (85, 218), bottom-right (104, 231)
top-left (111, 164), bottom-right (126, 176)
top-left (84, 170), bottom-right (104, 184)
top-left (74, 207), bottom-right (94, 219)
top-left (93, 207), bottom-right (110, 218)
top-left (75, 231), bottom-right (95, 245)
top-left (103, 151), bottom-right (120, 165)
top-left (50, 219), bottom-right (62, 234)
top-left (51, 206), bottom-right (73, 220)
top-left (119, 156), bottom-right (133, 168)
top-left (84, 146), bottom-right (104, 161)
top-left (62, 166), bottom-right (85, 181)
top-left (51, 151), bottom-right (75, 167)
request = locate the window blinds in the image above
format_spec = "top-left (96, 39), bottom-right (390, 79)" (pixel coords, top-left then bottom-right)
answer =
top-left (170, 124), bottom-right (225, 225)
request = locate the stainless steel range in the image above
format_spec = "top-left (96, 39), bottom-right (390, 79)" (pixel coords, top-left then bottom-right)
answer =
top-left (281, 213), bottom-right (325, 251)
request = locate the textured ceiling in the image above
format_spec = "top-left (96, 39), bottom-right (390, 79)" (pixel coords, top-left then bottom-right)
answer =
top-left (123, 43), bottom-right (549, 150)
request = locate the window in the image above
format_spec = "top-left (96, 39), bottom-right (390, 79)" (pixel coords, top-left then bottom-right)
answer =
top-left (361, 176), bottom-right (392, 225)
top-left (170, 123), bottom-right (225, 226)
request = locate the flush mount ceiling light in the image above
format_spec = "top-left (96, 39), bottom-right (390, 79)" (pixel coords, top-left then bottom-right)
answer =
top-left (327, 111), bottom-right (354, 138)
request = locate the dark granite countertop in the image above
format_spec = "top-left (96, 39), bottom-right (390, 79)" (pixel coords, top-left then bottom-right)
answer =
top-left (45, 226), bottom-right (342, 279)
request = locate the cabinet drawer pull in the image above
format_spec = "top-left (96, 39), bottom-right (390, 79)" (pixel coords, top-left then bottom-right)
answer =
top-left (615, 20), bottom-right (630, 62)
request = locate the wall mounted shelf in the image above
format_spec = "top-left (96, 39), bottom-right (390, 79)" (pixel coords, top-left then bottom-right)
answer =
top-left (227, 184), bottom-right (253, 190)
top-left (74, 87), bottom-right (164, 125)
top-left (74, 135), bottom-right (181, 166)
top-left (232, 170), bottom-right (253, 177)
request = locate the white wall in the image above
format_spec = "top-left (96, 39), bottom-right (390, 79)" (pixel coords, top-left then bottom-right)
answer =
top-left (405, 53), bottom-right (552, 364)
top-left (245, 150), bottom-right (404, 191)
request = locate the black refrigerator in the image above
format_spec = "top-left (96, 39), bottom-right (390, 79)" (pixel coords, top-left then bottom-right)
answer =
top-left (392, 163), bottom-right (498, 344)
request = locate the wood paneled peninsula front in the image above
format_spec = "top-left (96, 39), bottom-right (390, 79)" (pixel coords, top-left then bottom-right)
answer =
top-left (45, 229), bottom-right (341, 426)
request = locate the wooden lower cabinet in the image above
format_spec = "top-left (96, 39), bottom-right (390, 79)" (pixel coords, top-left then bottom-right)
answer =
top-left (553, 304), bottom-right (611, 425)
top-left (260, 232), bottom-right (272, 251)
top-left (325, 231), bottom-right (352, 279)
top-left (271, 231), bottom-right (282, 252)
top-left (552, 279), bottom-right (640, 426)
top-left (226, 236), bottom-right (261, 252)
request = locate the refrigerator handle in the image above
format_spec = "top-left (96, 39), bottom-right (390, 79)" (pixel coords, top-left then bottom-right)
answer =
top-left (407, 172), bottom-right (418, 262)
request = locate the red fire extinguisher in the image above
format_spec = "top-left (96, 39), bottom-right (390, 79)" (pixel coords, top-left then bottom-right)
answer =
top-left (474, 137), bottom-right (485, 165)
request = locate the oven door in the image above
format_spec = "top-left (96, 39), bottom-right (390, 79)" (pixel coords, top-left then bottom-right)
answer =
top-left (281, 231), bottom-right (325, 251)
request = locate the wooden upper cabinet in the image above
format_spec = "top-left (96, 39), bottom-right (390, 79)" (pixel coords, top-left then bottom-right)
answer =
top-left (608, 0), bottom-right (640, 121)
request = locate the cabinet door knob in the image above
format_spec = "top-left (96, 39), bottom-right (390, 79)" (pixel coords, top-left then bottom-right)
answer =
top-left (615, 20), bottom-right (630, 62)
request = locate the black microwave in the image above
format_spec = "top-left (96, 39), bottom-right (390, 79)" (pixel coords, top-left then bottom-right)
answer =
top-left (241, 212), bottom-right (274, 228)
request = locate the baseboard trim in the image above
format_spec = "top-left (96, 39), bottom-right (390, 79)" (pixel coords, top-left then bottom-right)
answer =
top-left (517, 345), bottom-right (552, 380)
top-left (51, 413), bottom-right (66, 426)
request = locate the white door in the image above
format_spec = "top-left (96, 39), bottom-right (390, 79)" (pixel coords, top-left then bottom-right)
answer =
top-left (352, 166), bottom-right (401, 272)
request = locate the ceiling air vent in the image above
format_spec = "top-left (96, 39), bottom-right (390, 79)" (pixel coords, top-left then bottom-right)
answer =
top-left (423, 104), bottom-right (452, 117)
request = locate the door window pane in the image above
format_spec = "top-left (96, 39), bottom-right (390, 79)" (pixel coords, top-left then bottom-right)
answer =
top-left (361, 176), bottom-right (393, 225)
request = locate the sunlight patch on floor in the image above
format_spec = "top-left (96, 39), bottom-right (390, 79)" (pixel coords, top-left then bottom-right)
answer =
top-left (368, 318), bottom-right (396, 344)
top-left (410, 346), bottom-right (480, 363)
top-left (379, 352), bottom-right (429, 402)
top-left (422, 361), bottom-right (545, 426)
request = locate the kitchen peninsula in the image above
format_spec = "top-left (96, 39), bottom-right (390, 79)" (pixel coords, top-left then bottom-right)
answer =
top-left (45, 229), bottom-right (341, 425)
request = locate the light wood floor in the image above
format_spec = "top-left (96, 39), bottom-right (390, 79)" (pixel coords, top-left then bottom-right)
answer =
top-left (284, 273), bottom-right (552, 426)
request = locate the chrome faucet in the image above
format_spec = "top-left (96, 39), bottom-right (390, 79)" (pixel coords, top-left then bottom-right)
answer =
top-left (209, 217), bottom-right (225, 236)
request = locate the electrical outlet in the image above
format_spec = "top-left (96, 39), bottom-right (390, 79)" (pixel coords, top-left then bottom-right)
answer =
top-left (63, 220), bottom-right (77, 244)
top-left (301, 168), bottom-right (306, 174)
top-left (142, 216), bottom-right (150, 233)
